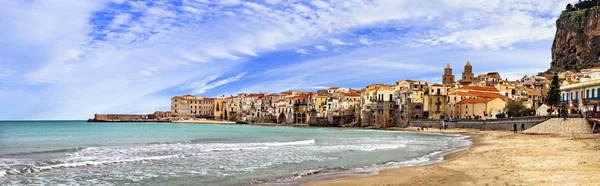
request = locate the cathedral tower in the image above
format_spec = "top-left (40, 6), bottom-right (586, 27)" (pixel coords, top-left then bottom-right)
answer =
top-left (461, 61), bottom-right (474, 81)
top-left (442, 63), bottom-right (455, 85)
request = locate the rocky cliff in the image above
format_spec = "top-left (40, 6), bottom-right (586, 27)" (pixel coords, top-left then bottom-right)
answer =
top-left (551, 7), bottom-right (600, 72)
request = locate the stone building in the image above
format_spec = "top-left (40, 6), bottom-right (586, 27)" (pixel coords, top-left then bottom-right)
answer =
top-left (213, 97), bottom-right (226, 120)
top-left (395, 80), bottom-right (428, 120)
top-left (171, 95), bottom-right (214, 118)
top-left (224, 96), bottom-right (240, 121)
top-left (361, 84), bottom-right (397, 128)
top-left (458, 61), bottom-right (475, 85)
top-left (442, 63), bottom-right (455, 85)
top-left (426, 83), bottom-right (448, 119)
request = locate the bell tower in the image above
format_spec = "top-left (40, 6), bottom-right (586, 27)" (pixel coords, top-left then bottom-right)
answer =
top-left (442, 63), bottom-right (455, 85)
top-left (461, 61), bottom-right (474, 81)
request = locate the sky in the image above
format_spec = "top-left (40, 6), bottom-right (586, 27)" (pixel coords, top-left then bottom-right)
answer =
top-left (0, 0), bottom-right (576, 120)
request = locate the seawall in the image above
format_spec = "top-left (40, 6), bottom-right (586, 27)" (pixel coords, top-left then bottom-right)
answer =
top-left (407, 116), bottom-right (553, 131)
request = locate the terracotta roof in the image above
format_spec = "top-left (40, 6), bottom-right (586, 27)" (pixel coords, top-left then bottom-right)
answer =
top-left (526, 88), bottom-right (541, 95)
top-left (469, 91), bottom-right (507, 99)
top-left (460, 86), bottom-right (499, 92)
top-left (457, 98), bottom-right (496, 104)
top-left (341, 92), bottom-right (361, 97)
top-left (430, 83), bottom-right (443, 86)
top-left (328, 87), bottom-right (340, 90)
top-left (183, 94), bottom-right (194, 97)
top-left (203, 98), bottom-right (215, 100)
top-left (449, 92), bottom-right (474, 97)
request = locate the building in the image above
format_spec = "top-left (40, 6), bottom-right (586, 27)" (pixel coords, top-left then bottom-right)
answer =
top-left (447, 86), bottom-right (507, 118)
top-left (442, 63), bottom-right (455, 85)
top-left (361, 84), bottom-right (397, 127)
top-left (560, 67), bottom-right (600, 111)
top-left (213, 97), bottom-right (226, 120)
top-left (458, 61), bottom-right (475, 85)
top-left (171, 95), bottom-right (214, 118)
top-left (475, 72), bottom-right (502, 86)
top-left (456, 98), bottom-right (506, 119)
top-left (426, 83), bottom-right (448, 119)
top-left (225, 96), bottom-right (240, 121)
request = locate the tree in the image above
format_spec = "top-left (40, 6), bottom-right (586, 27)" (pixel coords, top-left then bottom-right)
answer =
top-left (566, 3), bottom-right (574, 11)
top-left (545, 73), bottom-right (561, 108)
top-left (505, 100), bottom-right (527, 117)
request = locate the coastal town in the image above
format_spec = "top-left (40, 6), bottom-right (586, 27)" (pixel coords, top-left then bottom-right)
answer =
top-left (92, 62), bottom-right (600, 131)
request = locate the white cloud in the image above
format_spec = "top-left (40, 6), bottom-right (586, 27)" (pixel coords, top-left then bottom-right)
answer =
top-left (327, 38), bottom-right (348, 45)
top-left (358, 35), bottom-right (371, 45)
top-left (109, 13), bottom-right (132, 29)
top-left (296, 49), bottom-right (309, 55)
top-left (315, 45), bottom-right (327, 51)
top-left (182, 73), bottom-right (247, 95)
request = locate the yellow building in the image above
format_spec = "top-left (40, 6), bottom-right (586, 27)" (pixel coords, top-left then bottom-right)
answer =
top-left (457, 98), bottom-right (506, 119)
top-left (171, 95), bottom-right (214, 118)
top-left (425, 83), bottom-right (448, 119)
top-left (447, 86), bottom-right (507, 118)
top-left (213, 97), bottom-right (226, 120)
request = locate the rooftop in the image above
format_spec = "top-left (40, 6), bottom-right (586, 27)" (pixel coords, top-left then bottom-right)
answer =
top-left (457, 98), bottom-right (496, 104)
top-left (460, 86), bottom-right (499, 92)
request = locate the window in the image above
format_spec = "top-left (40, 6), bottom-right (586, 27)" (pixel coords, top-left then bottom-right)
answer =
top-left (587, 90), bottom-right (590, 99)
top-left (576, 92), bottom-right (578, 100)
top-left (593, 89), bottom-right (596, 98)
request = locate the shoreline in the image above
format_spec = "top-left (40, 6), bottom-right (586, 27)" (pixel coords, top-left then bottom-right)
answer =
top-left (310, 127), bottom-right (600, 186)
top-left (281, 128), bottom-right (476, 186)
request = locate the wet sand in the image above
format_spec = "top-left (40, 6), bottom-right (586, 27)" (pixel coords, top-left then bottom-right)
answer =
top-left (311, 127), bottom-right (600, 186)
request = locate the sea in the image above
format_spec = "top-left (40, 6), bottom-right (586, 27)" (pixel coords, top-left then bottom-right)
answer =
top-left (0, 121), bottom-right (471, 185)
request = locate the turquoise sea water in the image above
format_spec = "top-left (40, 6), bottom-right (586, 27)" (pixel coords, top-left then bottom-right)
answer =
top-left (0, 121), bottom-right (470, 185)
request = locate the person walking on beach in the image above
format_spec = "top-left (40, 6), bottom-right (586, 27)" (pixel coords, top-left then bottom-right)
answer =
top-left (521, 123), bottom-right (525, 132)
top-left (513, 123), bottom-right (518, 134)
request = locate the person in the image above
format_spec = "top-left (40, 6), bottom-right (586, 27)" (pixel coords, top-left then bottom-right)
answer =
top-left (441, 120), bottom-right (445, 130)
top-left (513, 123), bottom-right (517, 134)
top-left (521, 123), bottom-right (525, 132)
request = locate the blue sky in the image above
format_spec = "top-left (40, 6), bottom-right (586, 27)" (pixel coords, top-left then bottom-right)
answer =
top-left (0, 0), bottom-right (576, 120)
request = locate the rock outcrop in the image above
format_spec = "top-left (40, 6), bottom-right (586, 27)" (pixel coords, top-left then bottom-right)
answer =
top-left (551, 7), bottom-right (600, 72)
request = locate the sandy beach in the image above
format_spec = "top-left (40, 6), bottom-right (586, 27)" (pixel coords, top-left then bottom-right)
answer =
top-left (312, 127), bottom-right (600, 186)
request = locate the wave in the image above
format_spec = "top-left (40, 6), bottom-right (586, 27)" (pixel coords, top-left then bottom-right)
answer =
top-left (1, 154), bottom-right (182, 177)
top-left (201, 147), bottom-right (269, 152)
top-left (261, 139), bottom-right (315, 146)
top-left (2, 147), bottom-right (85, 157)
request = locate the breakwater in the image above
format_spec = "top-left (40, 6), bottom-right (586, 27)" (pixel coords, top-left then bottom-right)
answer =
top-left (89, 114), bottom-right (171, 122)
